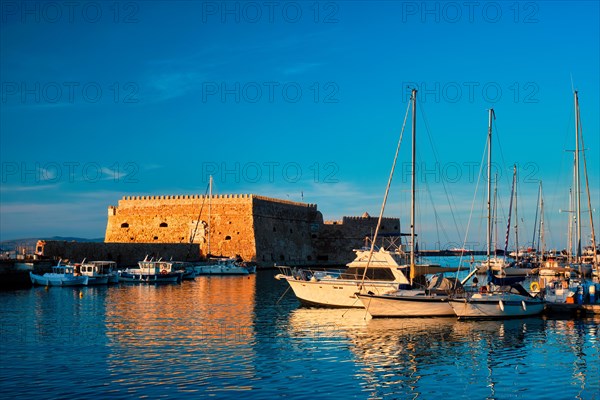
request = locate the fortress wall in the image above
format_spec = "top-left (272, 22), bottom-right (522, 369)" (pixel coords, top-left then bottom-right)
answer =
top-left (251, 196), bottom-right (322, 265)
top-left (37, 240), bottom-right (201, 267)
top-left (102, 193), bottom-right (402, 267)
top-left (315, 216), bottom-right (401, 264)
top-left (105, 195), bottom-right (256, 261)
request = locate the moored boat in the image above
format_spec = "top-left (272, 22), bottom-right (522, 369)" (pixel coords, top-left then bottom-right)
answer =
top-left (118, 259), bottom-right (183, 283)
top-left (29, 262), bottom-right (89, 287)
top-left (194, 257), bottom-right (254, 275)
top-left (449, 284), bottom-right (545, 320)
top-left (275, 245), bottom-right (412, 308)
top-left (79, 260), bottom-right (119, 285)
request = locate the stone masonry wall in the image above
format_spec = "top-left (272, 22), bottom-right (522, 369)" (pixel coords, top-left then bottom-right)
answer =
top-left (105, 194), bottom-right (256, 261)
top-left (37, 241), bottom-right (201, 267)
top-left (314, 216), bottom-right (401, 265)
top-left (251, 195), bottom-right (320, 265)
top-left (102, 194), bottom-right (402, 267)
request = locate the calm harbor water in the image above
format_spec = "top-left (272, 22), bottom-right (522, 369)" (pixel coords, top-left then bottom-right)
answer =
top-left (1, 267), bottom-right (599, 399)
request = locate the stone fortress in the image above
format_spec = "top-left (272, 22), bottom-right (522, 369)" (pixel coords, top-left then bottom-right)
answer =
top-left (38, 193), bottom-right (401, 268)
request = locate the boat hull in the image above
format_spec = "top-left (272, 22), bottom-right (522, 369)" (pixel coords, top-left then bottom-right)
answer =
top-left (118, 271), bottom-right (181, 283)
top-left (356, 293), bottom-right (454, 317)
top-left (194, 266), bottom-right (250, 275)
top-left (284, 278), bottom-right (400, 308)
top-left (29, 272), bottom-right (88, 286)
top-left (449, 294), bottom-right (545, 319)
top-left (86, 276), bottom-right (110, 285)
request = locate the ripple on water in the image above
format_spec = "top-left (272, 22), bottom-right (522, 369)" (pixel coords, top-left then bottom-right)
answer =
top-left (1, 273), bottom-right (599, 399)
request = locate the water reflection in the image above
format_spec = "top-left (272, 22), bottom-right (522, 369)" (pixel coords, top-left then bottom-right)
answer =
top-left (104, 276), bottom-right (257, 396)
top-left (1, 272), bottom-right (598, 399)
top-left (284, 307), bottom-right (599, 399)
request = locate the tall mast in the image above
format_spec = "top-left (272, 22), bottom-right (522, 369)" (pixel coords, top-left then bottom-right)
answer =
top-left (208, 175), bottom-right (213, 256)
top-left (577, 93), bottom-right (599, 270)
top-left (574, 91), bottom-right (582, 262)
top-left (514, 165), bottom-right (519, 262)
top-left (567, 186), bottom-right (573, 263)
top-left (410, 89), bottom-right (417, 283)
top-left (487, 109), bottom-right (495, 266)
top-left (493, 173), bottom-right (498, 256)
top-left (539, 182), bottom-right (545, 257)
top-left (532, 180), bottom-right (542, 251)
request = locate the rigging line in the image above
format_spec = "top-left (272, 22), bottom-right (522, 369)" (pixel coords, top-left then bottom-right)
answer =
top-left (275, 285), bottom-right (291, 305)
top-left (423, 174), bottom-right (451, 247)
top-left (359, 94), bottom-right (412, 288)
top-left (418, 101), bottom-right (465, 241)
top-left (189, 182), bottom-right (211, 244)
top-left (577, 103), bottom-right (598, 266)
top-left (457, 130), bottom-right (489, 276)
top-left (491, 117), bottom-right (512, 190)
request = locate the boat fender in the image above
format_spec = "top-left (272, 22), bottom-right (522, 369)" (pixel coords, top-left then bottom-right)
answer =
top-left (498, 299), bottom-right (504, 312)
top-left (530, 281), bottom-right (540, 292)
top-left (521, 300), bottom-right (526, 311)
top-left (161, 270), bottom-right (168, 275)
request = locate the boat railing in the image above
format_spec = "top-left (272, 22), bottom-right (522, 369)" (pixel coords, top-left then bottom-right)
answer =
top-left (276, 265), bottom-right (346, 281)
top-left (276, 265), bottom-right (398, 282)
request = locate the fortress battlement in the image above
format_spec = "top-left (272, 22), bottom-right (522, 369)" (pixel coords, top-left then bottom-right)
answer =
top-left (115, 193), bottom-right (316, 209)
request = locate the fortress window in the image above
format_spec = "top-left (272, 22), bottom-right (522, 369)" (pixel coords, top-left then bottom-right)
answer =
top-left (160, 222), bottom-right (168, 228)
top-left (121, 223), bottom-right (129, 228)
top-left (289, 229), bottom-right (293, 233)
top-left (307, 255), bottom-right (312, 261)
top-left (153, 236), bottom-right (158, 240)
top-left (225, 235), bottom-right (231, 240)
top-left (381, 225), bottom-right (385, 230)
top-left (311, 234), bottom-right (317, 239)
top-left (279, 255), bottom-right (285, 261)
top-left (394, 225), bottom-right (398, 230)
top-left (130, 237), bottom-right (134, 241)
top-left (273, 227), bottom-right (277, 232)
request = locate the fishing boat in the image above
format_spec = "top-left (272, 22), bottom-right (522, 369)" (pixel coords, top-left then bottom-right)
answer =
top-left (79, 260), bottom-right (119, 284)
top-left (29, 261), bottom-right (89, 286)
top-left (118, 259), bottom-right (183, 283)
top-left (448, 109), bottom-right (544, 319)
top-left (356, 89), bottom-right (465, 317)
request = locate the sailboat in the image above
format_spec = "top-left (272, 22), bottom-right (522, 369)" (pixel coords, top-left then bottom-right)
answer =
top-left (448, 109), bottom-right (545, 319)
top-left (356, 89), bottom-right (465, 318)
top-left (192, 176), bottom-right (255, 275)
top-left (543, 91), bottom-right (600, 315)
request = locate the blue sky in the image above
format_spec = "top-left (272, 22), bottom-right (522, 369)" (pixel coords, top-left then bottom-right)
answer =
top-left (1, 0), bottom-right (598, 252)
